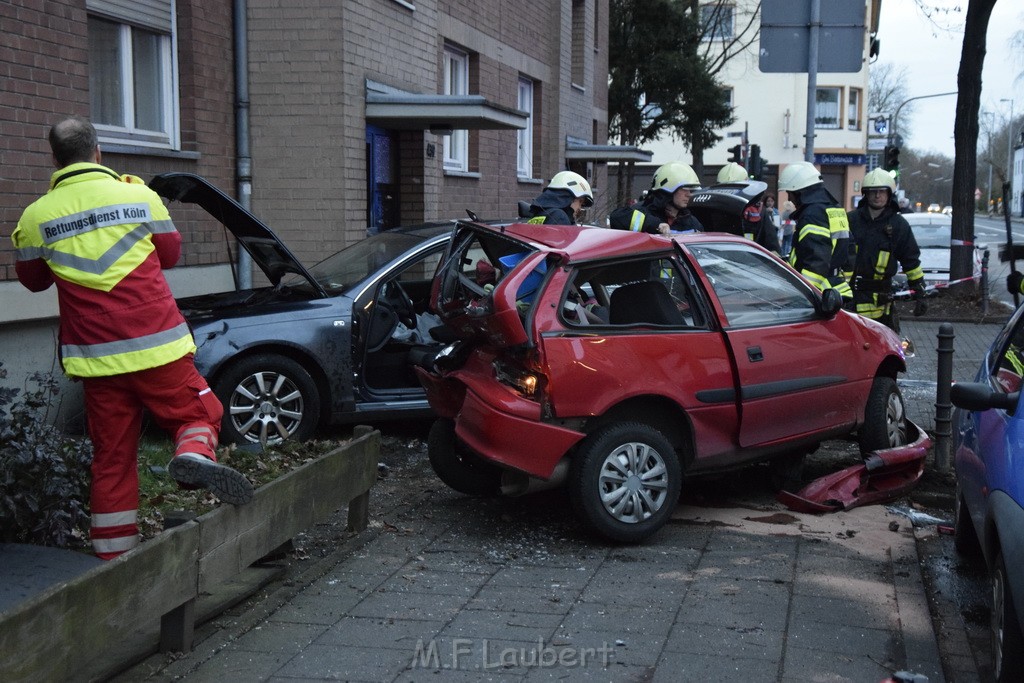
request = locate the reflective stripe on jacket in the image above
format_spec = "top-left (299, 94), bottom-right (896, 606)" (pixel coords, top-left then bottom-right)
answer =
top-left (846, 199), bottom-right (924, 319)
top-left (788, 195), bottom-right (851, 297)
top-left (12, 163), bottom-right (195, 377)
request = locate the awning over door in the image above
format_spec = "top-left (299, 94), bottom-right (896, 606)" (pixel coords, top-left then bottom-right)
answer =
top-left (365, 80), bottom-right (527, 131)
top-left (565, 140), bottom-right (653, 162)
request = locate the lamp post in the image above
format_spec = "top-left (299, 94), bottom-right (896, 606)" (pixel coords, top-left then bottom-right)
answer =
top-left (984, 111), bottom-right (995, 213)
top-left (1002, 98), bottom-right (1015, 215)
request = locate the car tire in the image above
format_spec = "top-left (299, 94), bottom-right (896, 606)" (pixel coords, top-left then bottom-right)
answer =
top-left (214, 354), bottom-right (320, 446)
top-left (952, 480), bottom-right (982, 557)
top-left (426, 418), bottom-right (501, 496)
top-left (768, 450), bottom-right (806, 493)
top-left (992, 551), bottom-right (1024, 682)
top-left (859, 376), bottom-right (908, 454)
top-left (568, 422), bottom-right (681, 543)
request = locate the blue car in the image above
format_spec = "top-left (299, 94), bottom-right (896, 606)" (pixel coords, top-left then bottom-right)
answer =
top-left (951, 305), bottom-right (1024, 682)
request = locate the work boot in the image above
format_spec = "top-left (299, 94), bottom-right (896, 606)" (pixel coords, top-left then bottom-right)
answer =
top-left (168, 453), bottom-right (254, 505)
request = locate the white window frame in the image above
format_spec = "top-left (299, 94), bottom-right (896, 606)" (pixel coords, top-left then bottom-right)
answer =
top-left (87, 11), bottom-right (179, 150)
top-left (700, 3), bottom-right (735, 41)
top-left (847, 88), bottom-right (862, 130)
top-left (443, 46), bottom-right (469, 172)
top-left (517, 78), bottom-right (534, 179)
top-left (815, 87), bottom-right (842, 129)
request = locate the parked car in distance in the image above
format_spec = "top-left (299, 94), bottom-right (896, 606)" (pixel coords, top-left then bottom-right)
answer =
top-left (941, 205), bottom-right (953, 216)
top-left (417, 221), bottom-right (918, 542)
top-left (950, 304), bottom-right (1024, 682)
top-left (150, 173), bottom-right (456, 446)
top-left (903, 212), bottom-right (985, 291)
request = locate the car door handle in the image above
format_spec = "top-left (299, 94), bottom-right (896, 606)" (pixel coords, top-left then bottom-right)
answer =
top-left (747, 346), bottom-right (764, 362)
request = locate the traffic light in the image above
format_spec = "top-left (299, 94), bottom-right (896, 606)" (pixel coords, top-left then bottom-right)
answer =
top-left (749, 144), bottom-right (762, 179)
top-left (727, 144), bottom-right (742, 164)
top-left (883, 145), bottom-right (900, 172)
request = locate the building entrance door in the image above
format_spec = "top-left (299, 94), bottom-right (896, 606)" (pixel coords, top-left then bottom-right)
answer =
top-left (366, 126), bottom-right (400, 233)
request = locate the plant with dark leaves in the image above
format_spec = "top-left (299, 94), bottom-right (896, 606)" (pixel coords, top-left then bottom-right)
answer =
top-left (0, 363), bottom-right (93, 548)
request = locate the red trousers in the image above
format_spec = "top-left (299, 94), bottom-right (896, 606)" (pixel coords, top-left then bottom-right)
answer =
top-left (83, 355), bottom-right (223, 559)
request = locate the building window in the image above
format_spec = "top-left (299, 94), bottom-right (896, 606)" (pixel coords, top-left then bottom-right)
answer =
top-left (87, 3), bottom-right (177, 149)
top-left (443, 45), bottom-right (469, 172)
top-left (722, 87), bottom-right (734, 109)
top-left (847, 88), bottom-right (862, 130)
top-left (517, 78), bottom-right (535, 179)
top-left (701, 3), bottom-right (735, 41)
top-left (815, 87), bottom-right (842, 129)
top-left (571, 0), bottom-right (585, 86)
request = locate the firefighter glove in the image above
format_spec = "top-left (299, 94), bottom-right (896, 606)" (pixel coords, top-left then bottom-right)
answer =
top-left (913, 298), bottom-right (928, 317)
top-left (911, 281), bottom-right (927, 317)
top-left (1008, 270), bottom-right (1024, 296)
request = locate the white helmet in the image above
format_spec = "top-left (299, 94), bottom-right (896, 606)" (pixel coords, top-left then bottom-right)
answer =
top-left (651, 162), bottom-right (702, 193)
top-left (717, 162), bottom-right (748, 183)
top-left (862, 168), bottom-right (897, 193)
top-left (548, 171), bottom-right (594, 206)
top-left (777, 162), bottom-right (823, 192)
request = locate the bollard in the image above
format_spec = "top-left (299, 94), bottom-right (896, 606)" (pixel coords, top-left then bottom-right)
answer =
top-left (933, 323), bottom-right (955, 473)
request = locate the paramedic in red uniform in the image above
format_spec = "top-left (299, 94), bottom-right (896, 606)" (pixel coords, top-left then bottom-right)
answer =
top-left (11, 116), bottom-right (253, 559)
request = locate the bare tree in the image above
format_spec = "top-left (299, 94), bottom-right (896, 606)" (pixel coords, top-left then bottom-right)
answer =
top-left (949, 0), bottom-right (997, 291)
top-left (868, 62), bottom-right (915, 125)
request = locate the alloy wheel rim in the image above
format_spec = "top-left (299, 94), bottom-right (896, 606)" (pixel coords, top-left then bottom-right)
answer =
top-left (229, 371), bottom-right (305, 445)
top-left (885, 392), bottom-right (907, 446)
top-left (597, 441), bottom-right (670, 524)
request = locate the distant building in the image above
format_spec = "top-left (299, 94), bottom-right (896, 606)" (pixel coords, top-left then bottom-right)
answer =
top-left (616, 0), bottom-right (876, 210)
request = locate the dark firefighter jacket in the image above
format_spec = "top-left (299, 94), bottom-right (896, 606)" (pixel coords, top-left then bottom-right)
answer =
top-left (609, 193), bottom-right (704, 234)
top-left (787, 184), bottom-right (852, 298)
top-left (846, 197), bottom-right (925, 321)
top-left (525, 188), bottom-right (576, 225)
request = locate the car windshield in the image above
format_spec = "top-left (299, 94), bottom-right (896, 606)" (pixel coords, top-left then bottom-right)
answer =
top-left (911, 224), bottom-right (951, 249)
top-left (283, 232), bottom-right (427, 293)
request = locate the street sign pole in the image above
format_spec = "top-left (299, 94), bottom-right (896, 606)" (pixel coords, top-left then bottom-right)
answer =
top-left (803, 0), bottom-right (820, 161)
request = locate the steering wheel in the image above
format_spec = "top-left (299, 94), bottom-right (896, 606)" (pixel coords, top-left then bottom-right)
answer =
top-left (386, 280), bottom-right (418, 330)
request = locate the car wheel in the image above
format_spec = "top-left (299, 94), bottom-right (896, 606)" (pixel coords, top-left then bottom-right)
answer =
top-left (426, 418), bottom-right (501, 496)
top-left (992, 551), bottom-right (1024, 682)
top-left (768, 450), bottom-right (806, 492)
top-left (214, 354), bottom-right (320, 446)
top-left (568, 422), bottom-right (681, 543)
top-left (858, 376), bottom-right (908, 453)
top-left (952, 480), bottom-right (981, 557)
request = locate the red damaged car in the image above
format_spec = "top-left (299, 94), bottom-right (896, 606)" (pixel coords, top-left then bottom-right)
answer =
top-left (416, 220), bottom-right (919, 542)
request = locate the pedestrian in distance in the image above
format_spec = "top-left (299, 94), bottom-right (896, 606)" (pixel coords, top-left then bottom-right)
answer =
top-left (609, 161), bottom-right (704, 234)
top-left (521, 171), bottom-right (594, 225)
top-left (11, 116), bottom-right (254, 560)
top-left (846, 168), bottom-right (927, 333)
top-left (777, 162), bottom-right (852, 299)
top-left (779, 200), bottom-right (796, 258)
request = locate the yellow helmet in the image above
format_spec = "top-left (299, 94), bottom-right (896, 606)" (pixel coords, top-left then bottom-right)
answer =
top-left (717, 162), bottom-right (748, 183)
top-left (777, 162), bottom-right (823, 192)
top-left (548, 171), bottom-right (594, 206)
top-left (862, 168), bottom-right (897, 193)
top-left (651, 162), bottom-right (702, 193)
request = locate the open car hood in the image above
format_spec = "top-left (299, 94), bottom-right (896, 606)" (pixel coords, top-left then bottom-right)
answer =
top-left (150, 172), bottom-right (326, 295)
top-left (688, 180), bottom-right (768, 234)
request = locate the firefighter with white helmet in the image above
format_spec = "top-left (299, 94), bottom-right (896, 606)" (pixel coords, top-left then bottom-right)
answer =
top-left (717, 162), bottom-right (748, 183)
top-left (609, 161), bottom-right (704, 234)
top-left (523, 171), bottom-right (594, 225)
top-left (846, 167), bottom-right (926, 331)
top-left (778, 162), bottom-right (852, 299)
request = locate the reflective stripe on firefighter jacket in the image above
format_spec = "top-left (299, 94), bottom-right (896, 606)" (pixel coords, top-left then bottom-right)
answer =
top-left (11, 163), bottom-right (196, 378)
top-left (846, 200), bottom-right (925, 320)
top-left (788, 197), bottom-right (852, 298)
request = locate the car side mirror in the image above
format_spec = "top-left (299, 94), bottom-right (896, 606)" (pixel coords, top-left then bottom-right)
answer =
top-left (818, 288), bottom-right (842, 317)
top-left (950, 382), bottom-right (1020, 412)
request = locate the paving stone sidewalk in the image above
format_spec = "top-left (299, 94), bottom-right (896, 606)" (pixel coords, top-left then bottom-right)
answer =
top-left (116, 316), bottom-right (1010, 683)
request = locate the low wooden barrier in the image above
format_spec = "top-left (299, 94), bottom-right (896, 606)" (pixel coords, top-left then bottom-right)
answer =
top-left (0, 426), bottom-right (379, 683)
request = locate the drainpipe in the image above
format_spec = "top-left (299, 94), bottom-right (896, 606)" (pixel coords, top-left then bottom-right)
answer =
top-left (234, 0), bottom-right (253, 290)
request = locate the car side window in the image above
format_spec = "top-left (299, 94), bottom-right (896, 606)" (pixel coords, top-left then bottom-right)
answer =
top-left (689, 242), bottom-right (816, 328)
top-left (561, 257), bottom-right (702, 328)
top-left (993, 319), bottom-right (1024, 394)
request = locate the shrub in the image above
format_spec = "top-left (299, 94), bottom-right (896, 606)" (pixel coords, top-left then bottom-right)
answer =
top-left (0, 363), bottom-right (93, 548)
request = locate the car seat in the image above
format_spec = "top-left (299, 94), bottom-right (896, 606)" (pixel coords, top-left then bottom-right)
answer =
top-left (609, 281), bottom-right (684, 326)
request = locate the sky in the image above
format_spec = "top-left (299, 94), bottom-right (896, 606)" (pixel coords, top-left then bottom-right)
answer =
top-left (874, 0), bottom-right (1023, 159)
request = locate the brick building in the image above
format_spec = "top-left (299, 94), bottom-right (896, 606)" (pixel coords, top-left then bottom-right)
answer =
top-left (0, 0), bottom-right (619, 427)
